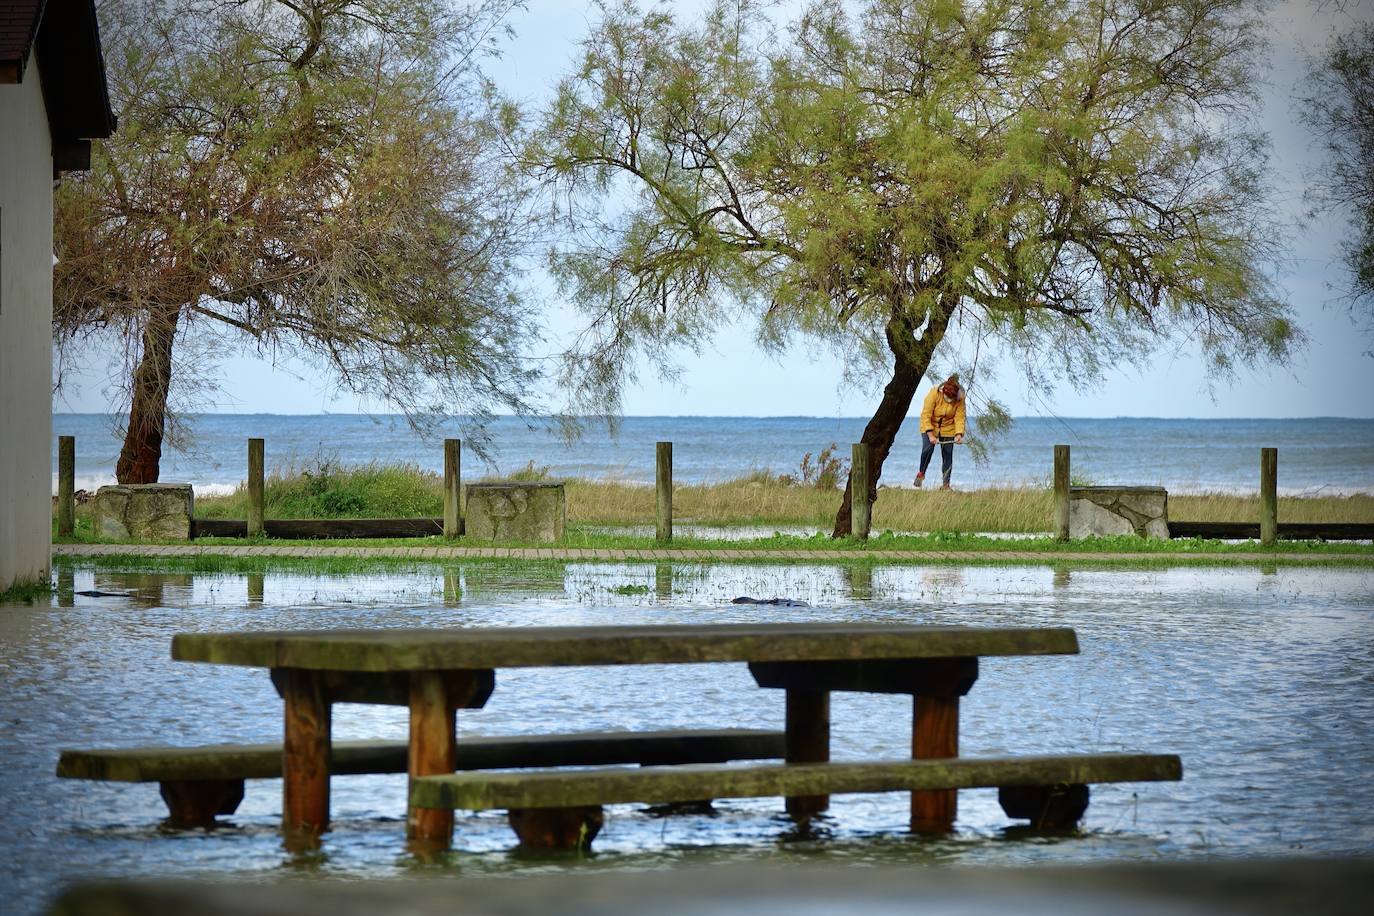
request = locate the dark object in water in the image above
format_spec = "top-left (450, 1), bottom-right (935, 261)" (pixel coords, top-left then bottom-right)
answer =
top-left (75, 590), bottom-right (138, 598)
top-left (731, 597), bottom-right (810, 607)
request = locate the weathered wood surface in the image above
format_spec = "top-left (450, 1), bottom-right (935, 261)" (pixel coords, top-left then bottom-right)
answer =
top-left (911, 694), bottom-right (960, 833)
top-left (280, 669), bottom-right (331, 834)
top-left (57, 729), bottom-right (788, 782)
top-left (58, 435), bottom-right (76, 536)
top-left (656, 440), bottom-right (672, 542)
top-left (408, 671), bottom-right (459, 841)
top-left (1260, 447), bottom-right (1278, 546)
top-left (784, 689), bottom-right (830, 818)
top-left (508, 806), bottom-right (604, 849)
top-left (851, 442), bottom-right (871, 540)
top-left (172, 623), bottom-right (1079, 671)
top-left (410, 753), bottom-right (1182, 810)
top-left (443, 438), bottom-right (462, 539)
top-left (192, 517), bottom-right (444, 539)
top-left (750, 657), bottom-right (979, 696)
top-left (999, 783), bottom-right (1091, 830)
top-left (1168, 521), bottom-right (1374, 540)
top-left (158, 779), bottom-right (244, 827)
top-left (267, 668), bottom-right (495, 708)
top-left (1053, 444), bottom-right (1070, 541)
top-left (247, 438), bottom-right (265, 538)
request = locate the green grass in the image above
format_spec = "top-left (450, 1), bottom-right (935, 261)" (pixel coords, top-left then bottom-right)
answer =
top-left (195, 459), bottom-right (444, 520)
top-left (0, 576), bottom-right (55, 604)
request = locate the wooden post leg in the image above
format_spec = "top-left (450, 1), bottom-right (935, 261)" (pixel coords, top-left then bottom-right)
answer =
top-left (508, 806), bottom-right (605, 850)
top-left (911, 694), bottom-right (958, 833)
top-left (159, 779), bottom-right (245, 828)
top-left (784, 688), bottom-right (830, 819)
top-left (408, 671), bottom-right (458, 846)
top-left (280, 669), bottom-right (331, 837)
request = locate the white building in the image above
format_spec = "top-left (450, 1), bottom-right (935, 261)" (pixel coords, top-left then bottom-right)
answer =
top-left (1, 0), bottom-right (114, 594)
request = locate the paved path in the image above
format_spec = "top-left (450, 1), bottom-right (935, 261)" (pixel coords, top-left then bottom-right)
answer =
top-left (51, 543), bottom-right (1368, 565)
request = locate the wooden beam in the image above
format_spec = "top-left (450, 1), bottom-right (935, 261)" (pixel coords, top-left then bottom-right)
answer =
top-left (171, 624), bottom-right (1080, 672)
top-left (409, 753), bottom-right (1184, 811)
top-left (750, 657), bottom-right (978, 696)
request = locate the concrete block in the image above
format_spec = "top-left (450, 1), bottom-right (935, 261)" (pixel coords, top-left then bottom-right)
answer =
top-left (94, 484), bottom-right (194, 540)
top-left (1069, 486), bottom-right (1168, 539)
top-left (465, 483), bottom-right (566, 542)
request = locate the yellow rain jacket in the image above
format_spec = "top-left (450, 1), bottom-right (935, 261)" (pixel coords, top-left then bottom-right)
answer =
top-left (919, 384), bottom-right (966, 439)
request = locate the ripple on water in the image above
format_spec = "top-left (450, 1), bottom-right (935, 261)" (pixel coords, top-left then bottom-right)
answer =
top-left (2, 561), bottom-right (1372, 913)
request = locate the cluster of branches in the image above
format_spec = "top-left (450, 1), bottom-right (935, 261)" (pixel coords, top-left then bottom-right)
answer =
top-left (55, 0), bottom-right (536, 481)
top-left (530, 0), bottom-right (1297, 534)
top-left (1300, 12), bottom-right (1374, 324)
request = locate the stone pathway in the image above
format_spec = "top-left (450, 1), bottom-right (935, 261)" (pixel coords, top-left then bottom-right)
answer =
top-left (51, 543), bottom-right (1369, 565)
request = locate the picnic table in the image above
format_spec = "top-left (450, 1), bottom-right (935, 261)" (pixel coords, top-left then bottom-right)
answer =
top-left (163, 621), bottom-right (1177, 849)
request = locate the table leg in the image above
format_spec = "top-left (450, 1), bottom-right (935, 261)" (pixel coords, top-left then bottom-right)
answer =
top-left (784, 688), bottom-right (830, 819)
top-left (408, 671), bottom-right (458, 845)
top-left (280, 668), bottom-right (331, 837)
top-left (911, 694), bottom-right (958, 833)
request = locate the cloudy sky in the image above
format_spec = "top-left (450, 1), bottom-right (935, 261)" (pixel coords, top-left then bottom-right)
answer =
top-left (55, 0), bottom-right (1374, 418)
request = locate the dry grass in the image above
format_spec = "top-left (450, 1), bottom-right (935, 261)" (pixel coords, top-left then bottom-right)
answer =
top-left (186, 462), bottom-right (1373, 532)
top-left (567, 479), bottom-right (1374, 532)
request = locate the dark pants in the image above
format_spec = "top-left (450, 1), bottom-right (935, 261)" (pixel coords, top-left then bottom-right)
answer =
top-left (919, 436), bottom-right (955, 484)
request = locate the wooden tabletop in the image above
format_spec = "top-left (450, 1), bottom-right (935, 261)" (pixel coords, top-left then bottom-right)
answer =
top-left (171, 623), bottom-right (1078, 672)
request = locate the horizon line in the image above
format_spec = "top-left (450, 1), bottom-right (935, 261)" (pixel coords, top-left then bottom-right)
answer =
top-left (51, 412), bottom-right (1374, 422)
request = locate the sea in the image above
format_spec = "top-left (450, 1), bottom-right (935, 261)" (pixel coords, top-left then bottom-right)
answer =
top-left (52, 414), bottom-right (1374, 496)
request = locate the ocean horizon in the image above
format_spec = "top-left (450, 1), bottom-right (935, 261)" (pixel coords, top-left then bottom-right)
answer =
top-left (53, 413), bottom-right (1374, 496)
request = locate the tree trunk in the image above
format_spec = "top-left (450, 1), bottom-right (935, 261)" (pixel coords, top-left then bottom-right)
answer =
top-left (832, 305), bottom-right (951, 538)
top-left (116, 306), bottom-right (181, 484)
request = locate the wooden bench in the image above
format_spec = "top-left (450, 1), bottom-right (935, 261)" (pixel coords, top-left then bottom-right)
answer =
top-left (57, 728), bottom-right (786, 827)
top-left (411, 752), bottom-right (1184, 848)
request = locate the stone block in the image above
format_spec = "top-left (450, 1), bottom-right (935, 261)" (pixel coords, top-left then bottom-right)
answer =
top-left (465, 483), bottom-right (566, 542)
top-left (94, 484), bottom-right (194, 540)
top-left (1069, 486), bottom-right (1168, 539)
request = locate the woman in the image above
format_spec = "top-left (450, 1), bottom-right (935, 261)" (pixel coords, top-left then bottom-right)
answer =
top-left (914, 374), bottom-right (966, 489)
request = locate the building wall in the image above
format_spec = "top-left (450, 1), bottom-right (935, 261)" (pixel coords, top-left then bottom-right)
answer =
top-left (0, 53), bottom-right (54, 593)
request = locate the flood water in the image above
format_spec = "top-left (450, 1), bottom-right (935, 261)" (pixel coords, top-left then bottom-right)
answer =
top-left (2, 561), bottom-right (1372, 914)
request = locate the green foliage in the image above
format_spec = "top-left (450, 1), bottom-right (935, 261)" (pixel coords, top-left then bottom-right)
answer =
top-left (55, 0), bottom-right (537, 476)
top-left (1299, 19), bottom-right (1374, 320)
top-left (533, 0), bottom-right (1296, 490)
top-left (0, 576), bottom-right (54, 605)
top-left (197, 458), bottom-right (444, 519)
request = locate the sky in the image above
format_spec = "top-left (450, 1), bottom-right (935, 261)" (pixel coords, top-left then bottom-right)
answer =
top-left (54, 0), bottom-right (1374, 419)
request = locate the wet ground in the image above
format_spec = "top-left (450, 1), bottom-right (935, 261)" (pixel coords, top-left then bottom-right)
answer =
top-left (3, 561), bottom-right (1372, 914)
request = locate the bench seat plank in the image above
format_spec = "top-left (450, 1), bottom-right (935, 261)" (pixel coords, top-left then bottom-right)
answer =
top-left (411, 753), bottom-right (1183, 810)
top-left (171, 623), bottom-right (1079, 672)
top-left (56, 728), bottom-right (787, 783)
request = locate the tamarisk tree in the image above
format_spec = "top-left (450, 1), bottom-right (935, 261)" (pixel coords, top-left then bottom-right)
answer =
top-left (1300, 16), bottom-right (1374, 324)
top-left (533, 0), bottom-right (1295, 535)
top-left (55, 0), bottom-right (536, 482)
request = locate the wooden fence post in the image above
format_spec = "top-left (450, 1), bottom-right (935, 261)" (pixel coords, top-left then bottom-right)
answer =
top-left (444, 438), bottom-right (462, 538)
top-left (57, 435), bottom-right (75, 536)
top-left (1053, 444), bottom-right (1070, 541)
top-left (851, 442), bottom-right (871, 540)
top-left (1260, 447), bottom-right (1277, 546)
top-left (247, 438), bottom-right (265, 538)
top-left (656, 441), bottom-right (673, 542)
